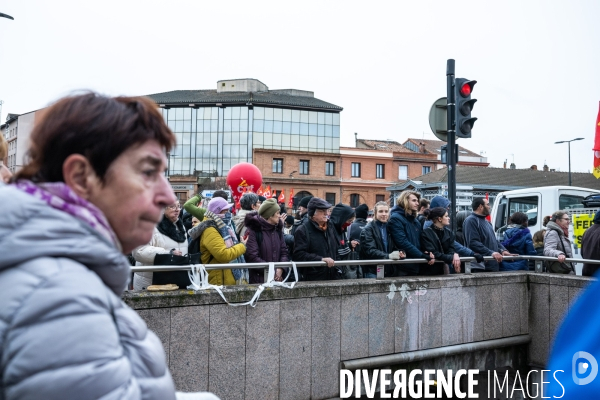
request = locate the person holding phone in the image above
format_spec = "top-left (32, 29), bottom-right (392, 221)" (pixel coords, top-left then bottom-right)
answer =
top-left (244, 198), bottom-right (289, 283)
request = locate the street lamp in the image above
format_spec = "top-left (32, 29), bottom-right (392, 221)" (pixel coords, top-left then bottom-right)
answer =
top-left (555, 138), bottom-right (584, 186)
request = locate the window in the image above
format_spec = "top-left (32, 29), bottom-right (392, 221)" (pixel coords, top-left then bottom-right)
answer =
top-left (299, 160), bottom-right (310, 175)
top-left (422, 166), bottom-right (431, 175)
top-left (376, 164), bottom-right (385, 179)
top-left (350, 194), bottom-right (360, 208)
top-left (398, 165), bottom-right (408, 180)
top-left (325, 161), bottom-right (335, 176)
top-left (351, 162), bottom-right (361, 177)
top-left (376, 194), bottom-right (385, 203)
top-left (272, 158), bottom-right (283, 173)
top-left (325, 192), bottom-right (336, 205)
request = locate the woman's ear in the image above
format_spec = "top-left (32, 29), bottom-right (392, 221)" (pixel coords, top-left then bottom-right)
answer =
top-left (62, 154), bottom-right (98, 200)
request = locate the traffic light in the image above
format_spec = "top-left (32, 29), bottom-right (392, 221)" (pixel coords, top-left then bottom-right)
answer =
top-left (454, 78), bottom-right (477, 138)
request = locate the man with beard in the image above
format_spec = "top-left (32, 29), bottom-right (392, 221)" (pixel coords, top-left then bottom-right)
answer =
top-left (463, 197), bottom-right (510, 272)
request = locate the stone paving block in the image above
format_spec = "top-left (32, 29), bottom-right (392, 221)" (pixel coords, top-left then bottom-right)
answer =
top-left (501, 284), bottom-right (521, 337)
top-left (137, 308), bottom-right (171, 365)
top-left (418, 288), bottom-right (442, 350)
top-left (246, 301), bottom-right (280, 400)
top-left (520, 282), bottom-right (529, 335)
top-left (208, 304), bottom-right (246, 400)
top-left (280, 298), bottom-right (311, 400)
top-left (529, 283), bottom-right (549, 366)
top-left (463, 286), bottom-right (483, 343)
top-left (341, 294), bottom-right (369, 360)
top-left (481, 284), bottom-right (503, 340)
top-left (368, 292), bottom-right (396, 356)
top-left (169, 306), bottom-right (209, 392)
top-left (394, 283), bottom-right (420, 353)
top-left (549, 284), bottom-right (569, 343)
top-left (311, 296), bottom-right (341, 400)
top-left (441, 286), bottom-right (465, 346)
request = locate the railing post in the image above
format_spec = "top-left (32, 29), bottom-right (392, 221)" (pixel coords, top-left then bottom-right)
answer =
top-left (376, 265), bottom-right (385, 280)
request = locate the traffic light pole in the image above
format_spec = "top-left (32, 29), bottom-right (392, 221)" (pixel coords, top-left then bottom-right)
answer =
top-left (446, 59), bottom-right (457, 233)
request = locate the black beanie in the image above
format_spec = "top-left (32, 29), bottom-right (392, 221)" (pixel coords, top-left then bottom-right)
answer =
top-left (299, 196), bottom-right (313, 208)
top-left (355, 204), bottom-right (369, 219)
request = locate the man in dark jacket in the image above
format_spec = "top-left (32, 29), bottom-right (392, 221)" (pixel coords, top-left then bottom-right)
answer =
top-left (582, 210), bottom-right (600, 276)
top-left (293, 197), bottom-right (340, 281)
top-left (348, 203), bottom-right (369, 256)
top-left (388, 191), bottom-right (434, 275)
top-left (291, 195), bottom-right (313, 236)
top-left (463, 197), bottom-right (511, 272)
top-left (330, 203), bottom-right (361, 279)
top-left (360, 201), bottom-right (404, 277)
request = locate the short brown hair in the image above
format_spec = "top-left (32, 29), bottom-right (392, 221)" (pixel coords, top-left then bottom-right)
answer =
top-left (16, 92), bottom-right (175, 183)
top-left (396, 190), bottom-right (420, 217)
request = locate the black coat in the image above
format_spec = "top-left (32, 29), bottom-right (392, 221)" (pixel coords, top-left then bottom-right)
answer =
top-left (293, 218), bottom-right (340, 281)
top-left (421, 226), bottom-right (456, 275)
top-left (360, 220), bottom-right (398, 276)
top-left (582, 224), bottom-right (600, 277)
top-left (388, 206), bottom-right (429, 275)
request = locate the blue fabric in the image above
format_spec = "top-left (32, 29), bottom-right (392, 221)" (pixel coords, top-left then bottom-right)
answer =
top-left (430, 196), bottom-right (451, 209)
top-left (454, 240), bottom-right (474, 257)
top-left (376, 220), bottom-right (388, 249)
top-left (547, 277), bottom-right (600, 397)
top-left (501, 226), bottom-right (536, 271)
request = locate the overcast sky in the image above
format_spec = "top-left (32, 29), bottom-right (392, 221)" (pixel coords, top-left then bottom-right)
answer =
top-left (1, 0), bottom-right (599, 174)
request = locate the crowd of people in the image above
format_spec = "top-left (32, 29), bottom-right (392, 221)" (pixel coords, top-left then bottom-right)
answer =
top-left (129, 187), bottom-right (600, 287)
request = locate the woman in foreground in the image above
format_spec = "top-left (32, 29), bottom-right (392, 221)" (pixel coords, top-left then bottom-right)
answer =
top-left (0, 93), bottom-right (217, 400)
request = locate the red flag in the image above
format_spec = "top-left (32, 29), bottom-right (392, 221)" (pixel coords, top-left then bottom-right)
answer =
top-left (288, 188), bottom-right (294, 208)
top-left (594, 101), bottom-right (600, 179)
top-left (257, 185), bottom-right (264, 196)
top-left (264, 185), bottom-right (271, 199)
top-left (271, 189), bottom-right (276, 199)
top-left (278, 189), bottom-right (285, 203)
top-left (235, 198), bottom-right (241, 210)
top-left (485, 192), bottom-right (491, 222)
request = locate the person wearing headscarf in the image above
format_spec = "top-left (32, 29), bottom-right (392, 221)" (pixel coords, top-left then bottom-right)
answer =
top-left (133, 201), bottom-right (188, 290)
top-left (188, 197), bottom-right (247, 285)
top-left (244, 198), bottom-right (289, 283)
top-left (582, 210), bottom-right (600, 276)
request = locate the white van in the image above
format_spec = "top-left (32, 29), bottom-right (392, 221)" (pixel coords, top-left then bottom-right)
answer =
top-left (490, 185), bottom-right (600, 274)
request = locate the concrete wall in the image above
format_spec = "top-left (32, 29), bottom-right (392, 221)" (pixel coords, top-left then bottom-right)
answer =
top-left (125, 272), bottom-right (597, 399)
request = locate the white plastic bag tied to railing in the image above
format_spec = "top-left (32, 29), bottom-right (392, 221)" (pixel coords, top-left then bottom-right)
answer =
top-left (187, 262), bottom-right (298, 307)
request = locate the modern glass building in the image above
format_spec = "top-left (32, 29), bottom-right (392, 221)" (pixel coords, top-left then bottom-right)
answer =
top-left (147, 79), bottom-right (343, 177)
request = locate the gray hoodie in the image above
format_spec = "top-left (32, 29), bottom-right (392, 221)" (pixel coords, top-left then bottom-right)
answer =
top-left (0, 184), bottom-right (176, 400)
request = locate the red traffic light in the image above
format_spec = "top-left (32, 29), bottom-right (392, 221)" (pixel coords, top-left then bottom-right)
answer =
top-left (460, 84), bottom-right (471, 97)
top-left (457, 80), bottom-right (477, 98)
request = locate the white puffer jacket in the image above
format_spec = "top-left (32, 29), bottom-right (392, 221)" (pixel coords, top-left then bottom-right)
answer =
top-left (132, 225), bottom-right (188, 290)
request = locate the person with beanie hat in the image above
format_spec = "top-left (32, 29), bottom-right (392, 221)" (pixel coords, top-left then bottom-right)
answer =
top-left (582, 209), bottom-right (600, 276)
top-left (348, 204), bottom-right (369, 260)
top-left (293, 197), bottom-right (341, 281)
top-left (244, 198), bottom-right (289, 283)
top-left (291, 195), bottom-right (314, 236)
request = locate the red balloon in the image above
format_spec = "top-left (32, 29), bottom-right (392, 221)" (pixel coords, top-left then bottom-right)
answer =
top-left (226, 162), bottom-right (262, 202)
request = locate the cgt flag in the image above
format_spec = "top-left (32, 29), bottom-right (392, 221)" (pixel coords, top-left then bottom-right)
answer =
top-left (594, 101), bottom-right (600, 179)
top-left (278, 189), bottom-right (285, 203)
top-left (288, 188), bottom-right (294, 208)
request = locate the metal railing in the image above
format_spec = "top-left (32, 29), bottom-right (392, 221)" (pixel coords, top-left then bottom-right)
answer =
top-left (131, 255), bottom-right (600, 277)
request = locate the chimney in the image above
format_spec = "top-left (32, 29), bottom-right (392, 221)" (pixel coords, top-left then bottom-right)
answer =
top-left (510, 163), bottom-right (516, 169)
top-left (530, 165), bottom-right (537, 170)
top-left (543, 164), bottom-right (549, 172)
top-left (419, 142), bottom-right (426, 153)
top-left (503, 160), bottom-right (507, 169)
top-left (354, 132), bottom-right (358, 147)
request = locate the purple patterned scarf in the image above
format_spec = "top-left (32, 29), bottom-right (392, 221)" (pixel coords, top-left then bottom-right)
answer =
top-left (14, 180), bottom-right (119, 248)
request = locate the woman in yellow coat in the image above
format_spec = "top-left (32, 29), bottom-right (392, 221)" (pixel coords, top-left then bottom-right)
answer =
top-left (188, 197), bottom-right (247, 285)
